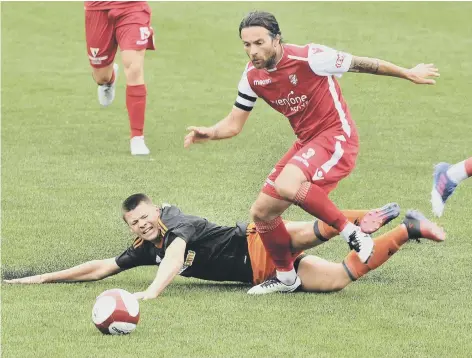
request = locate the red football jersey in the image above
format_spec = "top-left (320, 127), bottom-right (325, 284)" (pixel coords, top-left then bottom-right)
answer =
top-left (234, 43), bottom-right (356, 144)
top-left (84, 1), bottom-right (146, 10)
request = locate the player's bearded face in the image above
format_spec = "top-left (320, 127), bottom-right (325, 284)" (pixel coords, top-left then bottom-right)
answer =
top-left (124, 202), bottom-right (161, 242)
top-left (241, 27), bottom-right (279, 70)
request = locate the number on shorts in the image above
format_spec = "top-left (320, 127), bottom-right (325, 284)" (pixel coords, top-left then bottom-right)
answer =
top-left (139, 27), bottom-right (151, 40)
top-left (301, 148), bottom-right (315, 160)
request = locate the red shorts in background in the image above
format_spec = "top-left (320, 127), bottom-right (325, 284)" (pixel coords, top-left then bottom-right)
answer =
top-left (262, 131), bottom-right (359, 199)
top-left (85, 2), bottom-right (155, 68)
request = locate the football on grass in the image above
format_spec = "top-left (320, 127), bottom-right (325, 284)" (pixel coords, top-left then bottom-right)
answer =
top-left (92, 289), bottom-right (140, 335)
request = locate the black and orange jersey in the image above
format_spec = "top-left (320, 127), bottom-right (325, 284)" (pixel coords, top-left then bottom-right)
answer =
top-left (115, 204), bottom-right (253, 283)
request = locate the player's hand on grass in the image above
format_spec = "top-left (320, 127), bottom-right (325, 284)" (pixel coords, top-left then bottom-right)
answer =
top-left (406, 63), bottom-right (440, 84)
top-left (133, 290), bottom-right (159, 301)
top-left (184, 126), bottom-right (215, 148)
top-left (4, 275), bottom-right (44, 284)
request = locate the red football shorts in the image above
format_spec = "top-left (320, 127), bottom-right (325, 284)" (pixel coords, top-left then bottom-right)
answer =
top-left (85, 3), bottom-right (155, 68)
top-left (262, 131), bottom-right (359, 199)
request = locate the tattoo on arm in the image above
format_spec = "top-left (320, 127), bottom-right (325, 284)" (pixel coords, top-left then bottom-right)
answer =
top-left (349, 56), bottom-right (380, 74)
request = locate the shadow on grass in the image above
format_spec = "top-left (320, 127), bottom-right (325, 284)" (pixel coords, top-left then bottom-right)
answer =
top-left (1, 266), bottom-right (46, 280)
top-left (174, 281), bottom-right (250, 291)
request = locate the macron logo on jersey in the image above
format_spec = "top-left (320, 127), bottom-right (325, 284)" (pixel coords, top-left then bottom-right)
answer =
top-left (253, 78), bottom-right (271, 86)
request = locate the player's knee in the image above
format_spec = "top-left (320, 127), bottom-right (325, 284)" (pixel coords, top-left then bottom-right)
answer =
top-left (93, 68), bottom-right (114, 85)
top-left (250, 203), bottom-right (271, 222)
top-left (123, 60), bottom-right (144, 84)
top-left (273, 181), bottom-right (299, 202)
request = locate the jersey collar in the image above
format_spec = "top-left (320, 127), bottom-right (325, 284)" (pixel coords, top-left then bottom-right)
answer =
top-left (153, 207), bottom-right (166, 248)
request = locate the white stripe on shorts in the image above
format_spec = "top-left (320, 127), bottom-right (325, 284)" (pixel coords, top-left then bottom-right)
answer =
top-left (265, 178), bottom-right (276, 187)
top-left (321, 140), bottom-right (345, 174)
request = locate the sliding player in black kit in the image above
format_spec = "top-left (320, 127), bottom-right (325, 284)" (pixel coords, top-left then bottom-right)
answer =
top-left (5, 194), bottom-right (445, 298)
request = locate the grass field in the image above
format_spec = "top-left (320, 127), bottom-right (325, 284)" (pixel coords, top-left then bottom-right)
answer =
top-left (2, 2), bottom-right (472, 357)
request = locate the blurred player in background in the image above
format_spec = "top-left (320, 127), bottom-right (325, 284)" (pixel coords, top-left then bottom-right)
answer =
top-left (184, 11), bottom-right (440, 294)
top-left (431, 157), bottom-right (472, 217)
top-left (5, 194), bottom-right (445, 300)
top-left (85, 1), bottom-right (154, 155)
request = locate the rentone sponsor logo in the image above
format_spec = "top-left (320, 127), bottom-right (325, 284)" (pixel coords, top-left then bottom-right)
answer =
top-left (270, 91), bottom-right (309, 113)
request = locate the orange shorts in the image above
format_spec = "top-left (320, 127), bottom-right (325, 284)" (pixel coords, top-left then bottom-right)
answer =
top-left (246, 223), bottom-right (304, 285)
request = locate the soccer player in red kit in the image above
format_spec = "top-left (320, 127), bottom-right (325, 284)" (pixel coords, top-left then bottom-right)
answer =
top-left (184, 11), bottom-right (440, 294)
top-left (84, 1), bottom-right (154, 155)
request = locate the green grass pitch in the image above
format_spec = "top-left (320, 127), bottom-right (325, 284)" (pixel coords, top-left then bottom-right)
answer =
top-left (2, 2), bottom-right (472, 357)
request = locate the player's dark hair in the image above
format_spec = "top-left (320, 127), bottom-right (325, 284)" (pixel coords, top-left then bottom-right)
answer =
top-left (239, 11), bottom-right (282, 42)
top-left (122, 193), bottom-right (152, 212)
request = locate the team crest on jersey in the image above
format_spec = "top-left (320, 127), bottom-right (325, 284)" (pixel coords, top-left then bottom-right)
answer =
top-left (90, 47), bottom-right (99, 57)
top-left (289, 74), bottom-right (298, 86)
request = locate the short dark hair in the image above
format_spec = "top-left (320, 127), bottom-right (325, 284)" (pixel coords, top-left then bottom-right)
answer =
top-left (122, 193), bottom-right (152, 212)
top-left (239, 11), bottom-right (282, 40)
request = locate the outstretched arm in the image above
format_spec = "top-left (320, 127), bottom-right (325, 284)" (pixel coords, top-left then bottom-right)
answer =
top-left (184, 66), bottom-right (256, 148)
top-left (134, 238), bottom-right (186, 300)
top-left (184, 107), bottom-right (251, 148)
top-left (3, 258), bottom-right (122, 284)
top-left (348, 56), bottom-right (440, 84)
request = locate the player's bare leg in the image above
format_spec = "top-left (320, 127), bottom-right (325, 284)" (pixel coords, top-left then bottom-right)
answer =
top-left (296, 256), bottom-right (351, 292)
top-left (248, 165), bottom-right (383, 295)
top-left (286, 202), bottom-right (400, 251)
top-left (277, 164), bottom-right (374, 263)
top-left (93, 63), bottom-right (119, 107)
top-left (431, 157), bottom-right (472, 217)
top-left (248, 193), bottom-right (299, 294)
top-left (121, 49), bottom-right (150, 155)
top-left (297, 210), bottom-right (445, 292)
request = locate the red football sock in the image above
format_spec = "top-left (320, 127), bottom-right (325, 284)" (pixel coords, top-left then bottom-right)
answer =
top-left (314, 210), bottom-right (370, 241)
top-left (255, 217), bottom-right (294, 272)
top-left (126, 84), bottom-right (147, 138)
top-left (294, 182), bottom-right (348, 231)
top-left (465, 157), bottom-right (472, 177)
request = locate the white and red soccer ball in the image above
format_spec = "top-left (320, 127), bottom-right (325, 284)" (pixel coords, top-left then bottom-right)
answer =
top-left (92, 289), bottom-right (140, 335)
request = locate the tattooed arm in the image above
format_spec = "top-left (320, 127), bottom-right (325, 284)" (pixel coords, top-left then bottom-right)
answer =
top-left (348, 56), bottom-right (440, 84)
